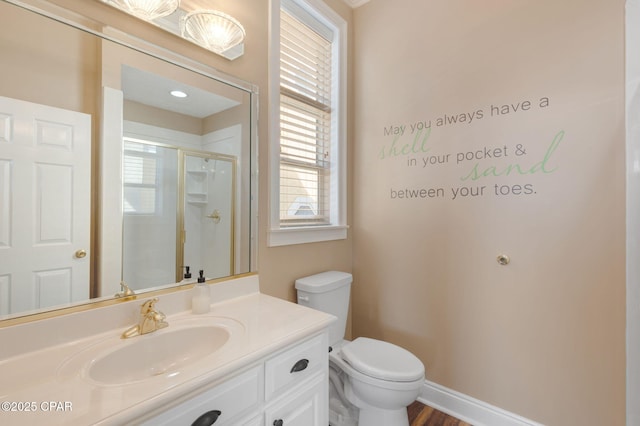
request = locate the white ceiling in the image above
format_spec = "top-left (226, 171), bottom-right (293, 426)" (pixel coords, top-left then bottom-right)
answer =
top-left (121, 65), bottom-right (239, 118)
top-left (341, 0), bottom-right (371, 8)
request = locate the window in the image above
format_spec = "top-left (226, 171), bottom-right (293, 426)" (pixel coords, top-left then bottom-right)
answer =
top-left (122, 140), bottom-right (162, 215)
top-left (269, 0), bottom-right (347, 246)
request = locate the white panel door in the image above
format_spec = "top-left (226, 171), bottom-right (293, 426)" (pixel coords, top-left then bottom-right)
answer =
top-left (0, 96), bottom-right (91, 315)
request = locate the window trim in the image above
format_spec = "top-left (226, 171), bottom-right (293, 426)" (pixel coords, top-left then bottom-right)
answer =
top-left (268, 0), bottom-right (348, 247)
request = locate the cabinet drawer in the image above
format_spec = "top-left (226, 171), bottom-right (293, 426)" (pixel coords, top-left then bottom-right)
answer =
top-left (265, 332), bottom-right (328, 401)
top-left (140, 365), bottom-right (263, 425)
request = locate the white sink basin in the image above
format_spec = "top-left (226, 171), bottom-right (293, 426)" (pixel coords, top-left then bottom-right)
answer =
top-left (89, 325), bottom-right (230, 384)
top-left (58, 316), bottom-right (243, 386)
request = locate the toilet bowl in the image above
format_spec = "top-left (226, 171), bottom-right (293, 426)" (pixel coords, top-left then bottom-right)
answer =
top-left (295, 271), bottom-right (425, 426)
top-left (330, 338), bottom-right (424, 425)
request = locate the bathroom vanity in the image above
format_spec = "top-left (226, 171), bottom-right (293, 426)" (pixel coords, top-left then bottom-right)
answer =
top-left (0, 275), bottom-right (335, 425)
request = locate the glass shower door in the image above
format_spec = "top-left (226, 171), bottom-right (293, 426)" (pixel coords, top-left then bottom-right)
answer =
top-left (181, 152), bottom-right (236, 281)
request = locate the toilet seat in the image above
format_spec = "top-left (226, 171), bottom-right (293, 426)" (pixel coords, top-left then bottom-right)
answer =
top-left (341, 337), bottom-right (424, 382)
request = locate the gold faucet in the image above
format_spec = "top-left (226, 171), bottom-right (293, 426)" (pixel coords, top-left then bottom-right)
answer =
top-left (114, 281), bottom-right (136, 299)
top-left (121, 298), bottom-right (168, 339)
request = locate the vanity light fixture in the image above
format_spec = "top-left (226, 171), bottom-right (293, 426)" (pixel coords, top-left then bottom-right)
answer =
top-left (170, 90), bottom-right (188, 98)
top-left (101, 0), bottom-right (180, 21)
top-left (180, 10), bottom-right (246, 55)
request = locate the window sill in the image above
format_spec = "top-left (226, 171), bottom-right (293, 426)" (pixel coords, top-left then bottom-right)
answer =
top-left (268, 225), bottom-right (348, 247)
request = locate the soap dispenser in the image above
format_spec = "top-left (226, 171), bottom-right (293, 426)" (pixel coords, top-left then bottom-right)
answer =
top-left (180, 266), bottom-right (195, 284)
top-left (192, 270), bottom-right (210, 314)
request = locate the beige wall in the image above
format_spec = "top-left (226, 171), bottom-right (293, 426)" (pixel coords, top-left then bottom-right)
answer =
top-left (352, 0), bottom-right (625, 425)
top-left (0, 2), bottom-right (99, 114)
top-left (6, 0), bottom-right (626, 423)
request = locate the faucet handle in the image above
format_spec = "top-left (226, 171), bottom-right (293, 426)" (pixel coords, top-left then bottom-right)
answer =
top-left (115, 281), bottom-right (136, 298)
top-left (141, 298), bottom-right (160, 314)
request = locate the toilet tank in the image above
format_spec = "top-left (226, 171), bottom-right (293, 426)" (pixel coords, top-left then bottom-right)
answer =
top-left (295, 271), bottom-right (352, 347)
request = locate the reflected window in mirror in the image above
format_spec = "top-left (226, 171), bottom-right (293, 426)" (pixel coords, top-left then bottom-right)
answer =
top-left (123, 141), bottom-right (163, 215)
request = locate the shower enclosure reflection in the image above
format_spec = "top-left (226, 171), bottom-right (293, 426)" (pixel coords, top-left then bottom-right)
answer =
top-left (122, 141), bottom-right (178, 287)
top-left (122, 143), bottom-right (236, 288)
top-left (103, 60), bottom-right (250, 295)
top-left (182, 152), bottom-right (235, 282)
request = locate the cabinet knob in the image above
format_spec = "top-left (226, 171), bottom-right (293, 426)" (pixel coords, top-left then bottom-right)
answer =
top-left (273, 420), bottom-right (284, 426)
top-left (290, 358), bottom-right (309, 373)
top-left (192, 410), bottom-right (221, 426)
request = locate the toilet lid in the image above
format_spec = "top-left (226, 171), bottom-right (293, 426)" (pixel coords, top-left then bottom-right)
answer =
top-left (341, 337), bottom-right (424, 382)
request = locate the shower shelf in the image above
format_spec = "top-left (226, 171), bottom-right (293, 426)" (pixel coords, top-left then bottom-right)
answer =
top-left (186, 169), bottom-right (208, 204)
top-left (187, 192), bottom-right (208, 204)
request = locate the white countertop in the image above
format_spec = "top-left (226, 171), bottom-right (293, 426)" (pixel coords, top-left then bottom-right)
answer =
top-left (0, 280), bottom-right (335, 425)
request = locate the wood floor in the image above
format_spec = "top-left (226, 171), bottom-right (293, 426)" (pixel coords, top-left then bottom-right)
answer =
top-left (407, 401), bottom-right (472, 426)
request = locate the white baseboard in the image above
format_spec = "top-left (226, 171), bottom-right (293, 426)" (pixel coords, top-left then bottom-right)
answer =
top-left (418, 380), bottom-right (545, 426)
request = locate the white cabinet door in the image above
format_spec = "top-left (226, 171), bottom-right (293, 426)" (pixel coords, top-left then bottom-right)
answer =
top-left (0, 95), bottom-right (90, 315)
top-left (265, 372), bottom-right (327, 426)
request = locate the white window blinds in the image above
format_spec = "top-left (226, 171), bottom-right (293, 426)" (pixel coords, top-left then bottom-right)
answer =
top-left (123, 140), bottom-right (159, 214)
top-left (279, 8), bottom-right (333, 226)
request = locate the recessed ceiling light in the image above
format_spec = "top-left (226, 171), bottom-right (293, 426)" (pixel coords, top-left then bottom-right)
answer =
top-left (170, 90), bottom-right (188, 98)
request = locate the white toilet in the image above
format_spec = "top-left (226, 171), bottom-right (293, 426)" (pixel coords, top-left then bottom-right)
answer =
top-left (295, 271), bottom-right (425, 426)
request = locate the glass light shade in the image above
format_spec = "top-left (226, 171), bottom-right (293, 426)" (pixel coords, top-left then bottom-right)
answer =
top-left (104, 0), bottom-right (180, 21)
top-left (181, 10), bottom-right (246, 54)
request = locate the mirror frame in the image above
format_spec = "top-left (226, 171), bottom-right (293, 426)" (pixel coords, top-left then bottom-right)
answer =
top-left (0, 0), bottom-right (259, 327)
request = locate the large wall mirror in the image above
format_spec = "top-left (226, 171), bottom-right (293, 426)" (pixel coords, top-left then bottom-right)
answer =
top-left (0, 0), bottom-right (257, 320)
